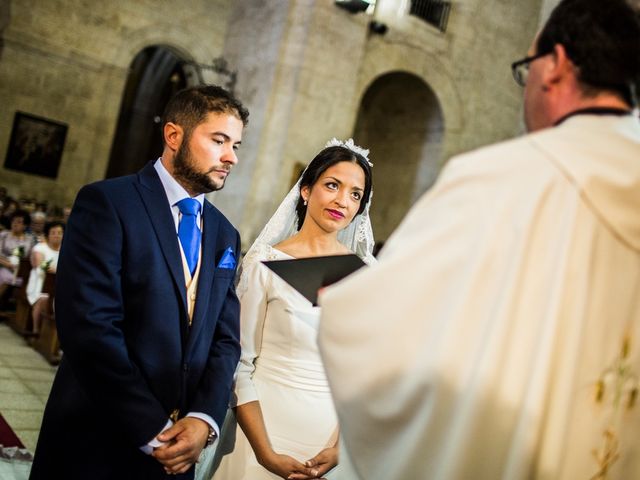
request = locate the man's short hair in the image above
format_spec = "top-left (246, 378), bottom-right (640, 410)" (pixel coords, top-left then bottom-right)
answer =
top-left (161, 85), bottom-right (249, 140)
top-left (537, 0), bottom-right (640, 106)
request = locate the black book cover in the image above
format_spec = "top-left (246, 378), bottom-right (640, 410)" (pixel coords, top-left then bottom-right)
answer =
top-left (262, 254), bottom-right (366, 305)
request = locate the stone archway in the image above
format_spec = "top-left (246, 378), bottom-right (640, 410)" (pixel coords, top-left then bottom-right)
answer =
top-left (105, 45), bottom-right (190, 178)
top-left (353, 71), bottom-right (444, 241)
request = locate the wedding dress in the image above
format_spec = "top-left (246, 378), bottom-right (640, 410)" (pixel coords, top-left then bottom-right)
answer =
top-left (212, 244), bottom-right (340, 480)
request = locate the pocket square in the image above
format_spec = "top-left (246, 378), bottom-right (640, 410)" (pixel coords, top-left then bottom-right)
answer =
top-left (217, 247), bottom-right (236, 269)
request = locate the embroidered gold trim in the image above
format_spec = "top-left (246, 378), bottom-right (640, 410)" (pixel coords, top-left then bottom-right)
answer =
top-left (590, 334), bottom-right (638, 479)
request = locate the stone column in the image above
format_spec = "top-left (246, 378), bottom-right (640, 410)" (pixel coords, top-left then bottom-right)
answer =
top-left (207, 0), bottom-right (295, 234)
top-left (218, 0), bottom-right (370, 247)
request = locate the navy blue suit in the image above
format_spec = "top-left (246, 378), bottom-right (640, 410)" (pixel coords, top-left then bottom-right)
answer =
top-left (30, 162), bottom-right (241, 479)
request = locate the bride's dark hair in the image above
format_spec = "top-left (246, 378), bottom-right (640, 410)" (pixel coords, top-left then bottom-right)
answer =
top-left (295, 145), bottom-right (373, 230)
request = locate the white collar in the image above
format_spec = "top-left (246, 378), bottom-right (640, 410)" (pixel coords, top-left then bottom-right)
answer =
top-left (154, 158), bottom-right (205, 210)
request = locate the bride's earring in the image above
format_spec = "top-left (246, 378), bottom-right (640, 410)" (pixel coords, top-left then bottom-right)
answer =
top-left (303, 199), bottom-right (308, 206)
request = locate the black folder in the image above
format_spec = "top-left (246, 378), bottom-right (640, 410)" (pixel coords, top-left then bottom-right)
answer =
top-left (262, 254), bottom-right (366, 305)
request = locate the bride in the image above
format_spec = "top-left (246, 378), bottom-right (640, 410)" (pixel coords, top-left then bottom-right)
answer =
top-left (200, 138), bottom-right (375, 480)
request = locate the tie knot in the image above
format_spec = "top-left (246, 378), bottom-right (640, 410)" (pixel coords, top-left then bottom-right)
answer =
top-left (177, 198), bottom-right (201, 216)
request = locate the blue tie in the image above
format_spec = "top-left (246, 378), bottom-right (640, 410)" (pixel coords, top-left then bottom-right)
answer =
top-left (177, 198), bottom-right (201, 276)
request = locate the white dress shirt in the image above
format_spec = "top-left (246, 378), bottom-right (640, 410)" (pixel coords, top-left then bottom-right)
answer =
top-left (139, 159), bottom-right (218, 454)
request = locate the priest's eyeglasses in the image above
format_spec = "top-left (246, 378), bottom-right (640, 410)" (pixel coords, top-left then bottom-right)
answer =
top-left (511, 52), bottom-right (550, 87)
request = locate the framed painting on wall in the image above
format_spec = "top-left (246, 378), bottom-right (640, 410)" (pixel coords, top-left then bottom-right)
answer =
top-left (4, 111), bottom-right (68, 179)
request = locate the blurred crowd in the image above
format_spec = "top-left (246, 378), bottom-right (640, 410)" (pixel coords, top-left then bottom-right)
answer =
top-left (0, 186), bottom-right (69, 319)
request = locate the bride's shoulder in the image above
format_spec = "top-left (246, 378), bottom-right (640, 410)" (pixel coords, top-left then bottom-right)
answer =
top-left (236, 243), bottom-right (276, 296)
top-left (241, 242), bottom-right (277, 266)
top-left (271, 236), bottom-right (298, 256)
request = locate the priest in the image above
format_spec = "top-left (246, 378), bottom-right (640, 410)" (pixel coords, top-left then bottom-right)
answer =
top-left (318, 0), bottom-right (640, 478)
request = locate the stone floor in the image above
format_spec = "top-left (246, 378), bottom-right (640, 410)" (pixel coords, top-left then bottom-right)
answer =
top-left (0, 321), bottom-right (56, 452)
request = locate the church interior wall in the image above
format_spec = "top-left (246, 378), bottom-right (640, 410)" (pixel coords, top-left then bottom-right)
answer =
top-left (0, 1), bottom-right (8, 59)
top-left (0, 0), bottom-right (232, 208)
top-left (1, 0), bottom-right (551, 248)
top-left (234, 0), bottom-right (543, 245)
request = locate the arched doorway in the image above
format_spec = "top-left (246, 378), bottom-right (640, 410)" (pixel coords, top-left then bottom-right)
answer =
top-left (105, 45), bottom-right (190, 178)
top-left (353, 71), bottom-right (444, 241)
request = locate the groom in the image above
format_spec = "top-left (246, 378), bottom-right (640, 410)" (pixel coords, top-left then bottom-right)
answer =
top-left (30, 85), bottom-right (248, 479)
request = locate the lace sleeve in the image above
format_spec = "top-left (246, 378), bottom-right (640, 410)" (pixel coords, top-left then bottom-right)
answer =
top-left (362, 252), bottom-right (377, 266)
top-left (236, 242), bottom-right (272, 298)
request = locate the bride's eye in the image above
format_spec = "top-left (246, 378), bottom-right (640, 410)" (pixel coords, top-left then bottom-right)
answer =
top-left (325, 182), bottom-right (338, 190)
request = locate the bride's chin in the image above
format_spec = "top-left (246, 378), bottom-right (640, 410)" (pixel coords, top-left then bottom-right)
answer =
top-left (324, 222), bottom-right (347, 235)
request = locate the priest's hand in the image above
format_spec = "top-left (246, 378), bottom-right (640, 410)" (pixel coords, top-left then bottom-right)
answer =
top-left (152, 417), bottom-right (209, 475)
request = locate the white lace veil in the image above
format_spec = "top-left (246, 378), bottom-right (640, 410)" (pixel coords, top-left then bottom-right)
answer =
top-left (238, 138), bottom-right (375, 295)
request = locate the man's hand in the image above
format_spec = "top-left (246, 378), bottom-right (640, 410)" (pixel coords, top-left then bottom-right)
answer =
top-left (152, 417), bottom-right (210, 475)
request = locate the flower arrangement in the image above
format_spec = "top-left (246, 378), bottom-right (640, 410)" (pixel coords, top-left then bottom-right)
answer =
top-left (40, 259), bottom-right (53, 272)
top-left (8, 246), bottom-right (25, 268)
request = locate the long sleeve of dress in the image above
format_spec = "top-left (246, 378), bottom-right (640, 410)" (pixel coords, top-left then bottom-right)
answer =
top-left (233, 258), bottom-right (270, 407)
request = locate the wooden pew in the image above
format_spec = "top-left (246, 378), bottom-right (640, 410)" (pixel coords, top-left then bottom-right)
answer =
top-left (6, 258), bottom-right (33, 335)
top-left (32, 272), bottom-right (60, 365)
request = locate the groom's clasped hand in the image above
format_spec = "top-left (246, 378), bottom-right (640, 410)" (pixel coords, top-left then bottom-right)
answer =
top-left (152, 417), bottom-right (211, 475)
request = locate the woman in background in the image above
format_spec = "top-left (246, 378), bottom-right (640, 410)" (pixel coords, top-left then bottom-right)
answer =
top-left (0, 210), bottom-right (35, 299)
top-left (26, 221), bottom-right (64, 334)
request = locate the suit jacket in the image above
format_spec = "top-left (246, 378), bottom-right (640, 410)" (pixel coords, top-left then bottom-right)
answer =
top-left (30, 162), bottom-right (241, 479)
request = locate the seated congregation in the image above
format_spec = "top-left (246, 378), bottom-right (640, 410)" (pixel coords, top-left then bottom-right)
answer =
top-left (0, 189), bottom-right (69, 365)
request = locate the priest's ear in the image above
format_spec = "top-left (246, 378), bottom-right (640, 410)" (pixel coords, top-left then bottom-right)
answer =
top-left (543, 44), bottom-right (575, 88)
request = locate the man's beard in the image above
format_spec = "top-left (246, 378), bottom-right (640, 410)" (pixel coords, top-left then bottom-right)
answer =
top-left (173, 143), bottom-right (227, 195)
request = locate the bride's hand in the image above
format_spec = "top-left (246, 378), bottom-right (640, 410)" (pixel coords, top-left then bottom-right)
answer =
top-left (288, 446), bottom-right (338, 479)
top-left (259, 451), bottom-right (318, 479)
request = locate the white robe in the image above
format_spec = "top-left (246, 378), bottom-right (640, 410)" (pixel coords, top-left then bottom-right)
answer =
top-left (318, 114), bottom-right (640, 480)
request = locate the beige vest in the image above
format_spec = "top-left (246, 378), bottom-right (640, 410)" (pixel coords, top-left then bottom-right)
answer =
top-left (177, 220), bottom-right (202, 325)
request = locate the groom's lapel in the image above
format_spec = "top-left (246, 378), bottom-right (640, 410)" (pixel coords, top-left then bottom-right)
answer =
top-left (135, 162), bottom-right (188, 314)
top-left (186, 201), bottom-right (220, 351)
